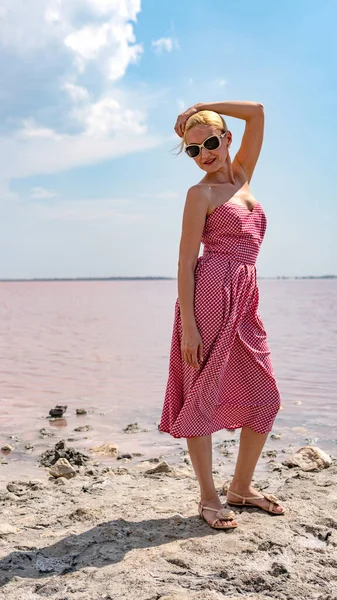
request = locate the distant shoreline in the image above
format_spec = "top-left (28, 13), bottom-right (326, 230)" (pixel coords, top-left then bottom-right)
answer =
top-left (0, 276), bottom-right (336, 283)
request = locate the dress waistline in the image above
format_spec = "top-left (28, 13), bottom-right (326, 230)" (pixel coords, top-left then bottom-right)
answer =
top-left (202, 250), bottom-right (257, 266)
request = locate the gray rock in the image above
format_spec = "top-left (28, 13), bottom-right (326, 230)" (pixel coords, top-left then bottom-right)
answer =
top-left (39, 439), bottom-right (90, 467)
top-left (284, 446), bottom-right (332, 471)
top-left (123, 422), bottom-right (141, 433)
top-left (145, 461), bottom-right (172, 474)
top-left (262, 450), bottom-right (278, 458)
top-left (35, 553), bottom-right (73, 574)
top-left (5, 480), bottom-right (45, 496)
top-left (6, 482), bottom-right (29, 496)
top-left (49, 458), bottom-right (76, 479)
top-left (48, 404), bottom-right (67, 418)
top-left (54, 476), bottom-right (67, 485)
top-left (117, 453), bottom-right (133, 460)
top-left (74, 425), bottom-right (93, 432)
top-left (39, 428), bottom-right (55, 438)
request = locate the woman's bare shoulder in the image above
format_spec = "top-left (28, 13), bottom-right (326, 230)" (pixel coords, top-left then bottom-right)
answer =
top-left (182, 184), bottom-right (210, 223)
top-left (185, 183), bottom-right (211, 204)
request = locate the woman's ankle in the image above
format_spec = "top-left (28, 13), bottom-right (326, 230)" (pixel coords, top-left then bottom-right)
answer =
top-left (200, 493), bottom-right (221, 505)
top-left (228, 480), bottom-right (252, 494)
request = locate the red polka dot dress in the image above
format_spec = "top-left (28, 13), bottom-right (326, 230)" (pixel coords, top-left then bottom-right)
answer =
top-left (159, 200), bottom-right (282, 438)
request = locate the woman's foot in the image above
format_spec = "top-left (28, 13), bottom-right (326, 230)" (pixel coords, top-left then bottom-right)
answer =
top-left (199, 496), bottom-right (238, 528)
top-left (226, 485), bottom-right (284, 514)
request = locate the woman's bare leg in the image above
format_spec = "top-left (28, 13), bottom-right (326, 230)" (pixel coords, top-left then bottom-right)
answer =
top-left (186, 434), bottom-right (238, 527)
top-left (227, 426), bottom-right (284, 512)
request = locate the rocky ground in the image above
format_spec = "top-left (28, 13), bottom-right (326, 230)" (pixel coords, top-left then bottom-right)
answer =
top-left (0, 431), bottom-right (337, 600)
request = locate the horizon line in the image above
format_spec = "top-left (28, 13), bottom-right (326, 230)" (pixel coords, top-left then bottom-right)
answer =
top-left (0, 275), bottom-right (336, 283)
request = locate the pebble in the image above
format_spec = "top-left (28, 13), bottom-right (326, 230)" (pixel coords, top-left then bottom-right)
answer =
top-left (1, 444), bottom-right (14, 452)
top-left (123, 422), bottom-right (141, 433)
top-left (262, 450), bottom-right (278, 458)
top-left (39, 428), bottom-right (55, 438)
top-left (74, 425), bottom-right (93, 432)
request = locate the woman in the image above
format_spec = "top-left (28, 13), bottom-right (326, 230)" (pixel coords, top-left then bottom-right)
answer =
top-left (159, 101), bottom-right (285, 530)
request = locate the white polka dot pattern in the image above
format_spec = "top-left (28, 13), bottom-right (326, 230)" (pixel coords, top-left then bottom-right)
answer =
top-left (159, 200), bottom-right (282, 438)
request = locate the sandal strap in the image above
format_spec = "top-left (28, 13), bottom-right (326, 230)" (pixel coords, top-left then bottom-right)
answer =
top-left (227, 490), bottom-right (264, 503)
top-left (228, 490), bottom-right (280, 506)
top-left (199, 503), bottom-right (235, 521)
top-left (212, 509), bottom-right (236, 527)
top-left (263, 493), bottom-right (281, 512)
top-left (263, 493), bottom-right (279, 504)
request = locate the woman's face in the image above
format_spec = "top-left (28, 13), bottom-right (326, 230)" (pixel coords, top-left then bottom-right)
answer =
top-left (185, 125), bottom-right (232, 173)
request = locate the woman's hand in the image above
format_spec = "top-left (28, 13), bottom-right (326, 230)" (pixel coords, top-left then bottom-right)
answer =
top-left (181, 326), bottom-right (204, 369)
top-left (174, 104), bottom-right (200, 138)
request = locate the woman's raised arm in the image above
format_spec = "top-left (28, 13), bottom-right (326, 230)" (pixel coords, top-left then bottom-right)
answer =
top-left (194, 100), bottom-right (265, 182)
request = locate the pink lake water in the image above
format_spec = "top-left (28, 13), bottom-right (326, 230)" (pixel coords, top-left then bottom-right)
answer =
top-left (0, 279), bottom-right (336, 483)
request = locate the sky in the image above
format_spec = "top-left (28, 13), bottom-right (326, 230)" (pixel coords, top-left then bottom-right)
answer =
top-left (0, 0), bottom-right (336, 279)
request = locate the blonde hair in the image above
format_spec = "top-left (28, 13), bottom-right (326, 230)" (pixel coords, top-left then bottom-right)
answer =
top-left (177, 110), bottom-right (228, 155)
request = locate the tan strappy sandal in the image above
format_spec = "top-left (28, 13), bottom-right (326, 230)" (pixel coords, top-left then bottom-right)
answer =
top-left (225, 489), bottom-right (285, 515)
top-left (198, 501), bottom-right (238, 529)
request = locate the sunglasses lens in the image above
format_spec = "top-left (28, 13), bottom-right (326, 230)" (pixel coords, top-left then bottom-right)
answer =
top-left (204, 136), bottom-right (220, 150)
top-left (185, 146), bottom-right (200, 158)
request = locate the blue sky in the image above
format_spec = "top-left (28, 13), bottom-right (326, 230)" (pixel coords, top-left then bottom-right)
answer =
top-left (0, 0), bottom-right (336, 279)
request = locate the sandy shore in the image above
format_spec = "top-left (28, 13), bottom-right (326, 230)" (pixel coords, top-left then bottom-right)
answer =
top-left (0, 436), bottom-right (337, 600)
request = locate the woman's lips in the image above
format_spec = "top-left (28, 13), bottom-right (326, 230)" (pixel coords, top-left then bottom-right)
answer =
top-left (203, 157), bottom-right (216, 165)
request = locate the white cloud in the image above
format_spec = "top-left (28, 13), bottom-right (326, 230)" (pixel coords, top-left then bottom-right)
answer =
top-left (152, 37), bottom-right (178, 54)
top-left (44, 6), bottom-right (62, 25)
top-left (0, 0), bottom-right (143, 82)
top-left (63, 82), bottom-right (90, 103)
top-left (86, 0), bottom-right (141, 20)
top-left (18, 120), bottom-right (60, 140)
top-left (107, 22), bottom-right (143, 80)
top-left (28, 190), bottom-right (180, 222)
top-left (0, 5), bottom-right (8, 19)
top-left (30, 187), bottom-right (58, 199)
top-left (0, 127), bottom-right (161, 182)
top-left (64, 23), bottom-right (110, 61)
top-left (77, 96), bottom-right (147, 137)
top-left (0, 0), bottom-right (142, 52)
top-left (215, 78), bottom-right (227, 87)
top-left (0, 0), bottom-right (165, 199)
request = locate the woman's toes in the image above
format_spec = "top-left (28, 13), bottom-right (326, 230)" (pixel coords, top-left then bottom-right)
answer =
top-left (217, 519), bottom-right (237, 528)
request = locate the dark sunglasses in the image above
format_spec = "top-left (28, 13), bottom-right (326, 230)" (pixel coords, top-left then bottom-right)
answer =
top-left (185, 132), bottom-right (227, 158)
